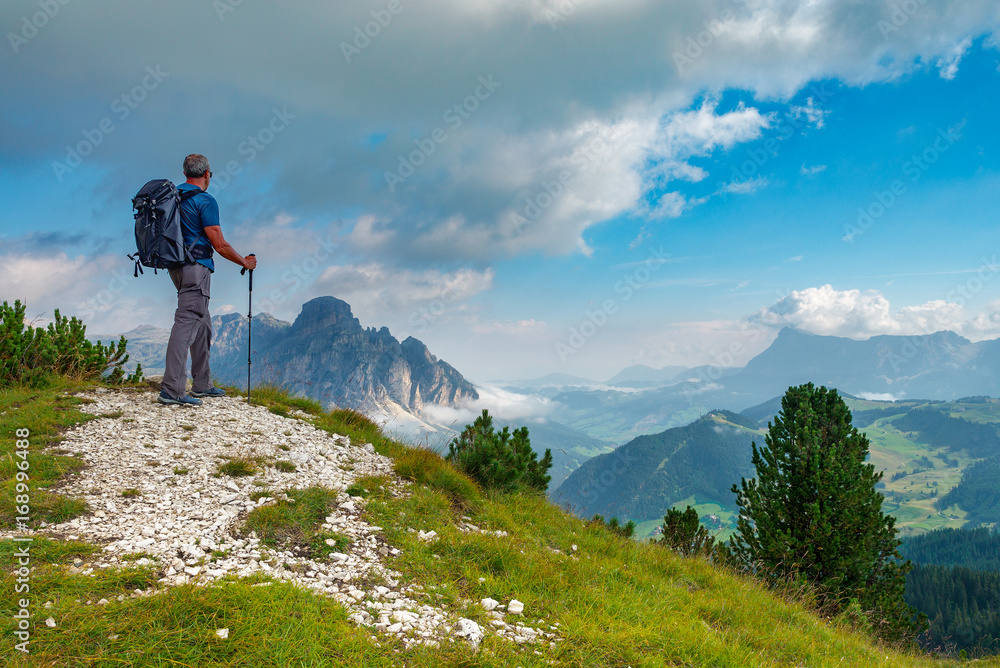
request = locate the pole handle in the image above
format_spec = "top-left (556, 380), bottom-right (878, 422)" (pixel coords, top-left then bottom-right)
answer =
top-left (241, 254), bottom-right (256, 291)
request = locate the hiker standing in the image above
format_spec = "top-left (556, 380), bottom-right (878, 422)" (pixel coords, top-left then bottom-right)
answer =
top-left (159, 154), bottom-right (257, 406)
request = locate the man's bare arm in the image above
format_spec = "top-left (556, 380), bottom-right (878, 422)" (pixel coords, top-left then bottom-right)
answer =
top-left (204, 226), bottom-right (257, 270)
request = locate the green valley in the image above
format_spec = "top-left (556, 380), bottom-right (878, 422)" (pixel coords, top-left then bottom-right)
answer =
top-left (559, 396), bottom-right (1000, 541)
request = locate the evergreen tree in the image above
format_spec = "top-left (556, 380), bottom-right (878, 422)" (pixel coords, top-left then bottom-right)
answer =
top-left (446, 409), bottom-right (553, 493)
top-left (658, 505), bottom-right (716, 558)
top-left (730, 383), bottom-right (924, 643)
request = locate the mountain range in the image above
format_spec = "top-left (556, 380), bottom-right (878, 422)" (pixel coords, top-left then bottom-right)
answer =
top-left (94, 296), bottom-right (478, 418)
top-left (555, 394), bottom-right (1000, 538)
top-left (93, 297), bottom-right (615, 483)
top-left (97, 298), bottom-right (1000, 506)
top-left (521, 327), bottom-right (1000, 443)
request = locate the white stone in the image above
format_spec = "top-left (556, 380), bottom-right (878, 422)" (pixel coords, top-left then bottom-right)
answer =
top-left (45, 617), bottom-right (56, 627)
top-left (455, 618), bottom-right (484, 645)
top-left (215, 628), bottom-right (229, 639)
top-left (480, 597), bottom-right (500, 611)
top-left (508, 599), bottom-right (524, 615)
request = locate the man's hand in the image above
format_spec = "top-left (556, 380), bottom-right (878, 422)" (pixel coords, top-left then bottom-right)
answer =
top-left (244, 255), bottom-right (257, 271)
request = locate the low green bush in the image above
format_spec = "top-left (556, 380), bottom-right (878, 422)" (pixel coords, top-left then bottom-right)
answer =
top-left (445, 409), bottom-right (552, 494)
top-left (0, 299), bottom-right (143, 387)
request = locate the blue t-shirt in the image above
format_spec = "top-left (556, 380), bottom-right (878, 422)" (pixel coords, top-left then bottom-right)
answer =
top-left (177, 184), bottom-right (220, 273)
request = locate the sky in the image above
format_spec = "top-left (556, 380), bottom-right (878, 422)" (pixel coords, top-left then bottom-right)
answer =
top-left (2, 0), bottom-right (1000, 384)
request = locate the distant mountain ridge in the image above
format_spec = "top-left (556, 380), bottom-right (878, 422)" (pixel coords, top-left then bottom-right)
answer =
top-left (732, 327), bottom-right (985, 399)
top-left (604, 364), bottom-right (690, 388)
top-left (544, 327), bottom-right (1000, 443)
top-left (96, 296), bottom-right (478, 418)
top-left (213, 296), bottom-right (479, 415)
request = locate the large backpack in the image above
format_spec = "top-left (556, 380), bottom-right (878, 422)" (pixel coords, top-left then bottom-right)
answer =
top-left (128, 179), bottom-right (208, 276)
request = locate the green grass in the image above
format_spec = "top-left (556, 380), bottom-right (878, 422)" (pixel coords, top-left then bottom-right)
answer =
top-left (242, 382), bottom-right (323, 416)
top-left (3, 376), bottom-right (1000, 666)
top-left (240, 486), bottom-right (347, 558)
top-left (0, 378), bottom-right (96, 528)
top-left (217, 457), bottom-right (259, 477)
top-left (344, 475), bottom-right (390, 499)
top-left (0, 571), bottom-right (389, 666)
top-left (392, 445), bottom-right (481, 508)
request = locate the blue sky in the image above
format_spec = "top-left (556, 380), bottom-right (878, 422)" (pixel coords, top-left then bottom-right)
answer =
top-left (2, 0), bottom-right (1000, 383)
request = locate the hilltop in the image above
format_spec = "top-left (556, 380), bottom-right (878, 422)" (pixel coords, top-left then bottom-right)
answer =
top-left (2, 379), bottom-right (998, 666)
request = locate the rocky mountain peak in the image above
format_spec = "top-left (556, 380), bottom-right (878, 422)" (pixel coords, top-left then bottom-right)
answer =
top-left (205, 297), bottom-right (478, 416)
top-left (291, 296), bottom-right (360, 335)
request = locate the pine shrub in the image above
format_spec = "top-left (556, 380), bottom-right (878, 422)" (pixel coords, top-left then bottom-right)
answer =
top-left (588, 514), bottom-right (637, 539)
top-left (0, 300), bottom-right (143, 387)
top-left (658, 505), bottom-right (717, 558)
top-left (446, 409), bottom-right (553, 494)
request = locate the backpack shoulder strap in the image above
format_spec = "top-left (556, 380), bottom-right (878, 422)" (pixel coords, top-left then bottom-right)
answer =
top-left (178, 187), bottom-right (203, 200)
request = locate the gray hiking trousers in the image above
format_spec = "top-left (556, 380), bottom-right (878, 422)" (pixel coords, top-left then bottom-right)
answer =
top-left (162, 262), bottom-right (213, 399)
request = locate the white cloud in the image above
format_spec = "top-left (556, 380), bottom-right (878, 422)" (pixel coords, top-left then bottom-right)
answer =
top-left (659, 99), bottom-right (773, 154)
top-left (3, 0), bottom-right (996, 268)
top-left (857, 392), bottom-right (902, 402)
top-left (718, 176), bottom-right (770, 195)
top-left (644, 191), bottom-right (688, 220)
top-left (0, 252), bottom-right (94, 308)
top-left (302, 262), bottom-right (495, 333)
top-left (790, 97), bottom-right (829, 129)
top-left (751, 285), bottom-right (968, 339)
top-left (937, 37), bottom-right (973, 80)
top-left (0, 251), bottom-right (152, 328)
top-left (800, 164), bottom-right (826, 176)
top-left (963, 300), bottom-right (1000, 340)
top-left (419, 382), bottom-right (557, 430)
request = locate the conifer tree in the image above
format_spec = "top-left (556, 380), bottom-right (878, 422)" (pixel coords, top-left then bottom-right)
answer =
top-left (659, 505), bottom-right (716, 558)
top-left (446, 409), bottom-right (552, 493)
top-left (730, 383), bottom-right (923, 642)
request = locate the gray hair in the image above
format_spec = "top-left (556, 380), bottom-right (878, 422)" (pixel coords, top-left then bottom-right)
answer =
top-left (183, 154), bottom-right (210, 178)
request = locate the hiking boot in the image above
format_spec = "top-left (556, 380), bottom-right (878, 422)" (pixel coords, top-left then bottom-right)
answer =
top-left (191, 387), bottom-right (226, 398)
top-left (158, 391), bottom-right (202, 406)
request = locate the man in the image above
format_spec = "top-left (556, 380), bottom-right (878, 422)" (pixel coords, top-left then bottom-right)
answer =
top-left (159, 154), bottom-right (257, 406)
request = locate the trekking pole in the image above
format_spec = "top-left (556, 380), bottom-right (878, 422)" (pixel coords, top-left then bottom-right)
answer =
top-left (240, 254), bottom-right (256, 404)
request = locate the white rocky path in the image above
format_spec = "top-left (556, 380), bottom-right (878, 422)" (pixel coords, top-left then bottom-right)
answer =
top-left (2, 388), bottom-right (556, 649)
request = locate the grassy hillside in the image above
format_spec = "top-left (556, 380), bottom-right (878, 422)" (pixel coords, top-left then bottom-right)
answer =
top-left (2, 379), bottom-right (999, 666)
top-left (553, 411), bottom-right (763, 526)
